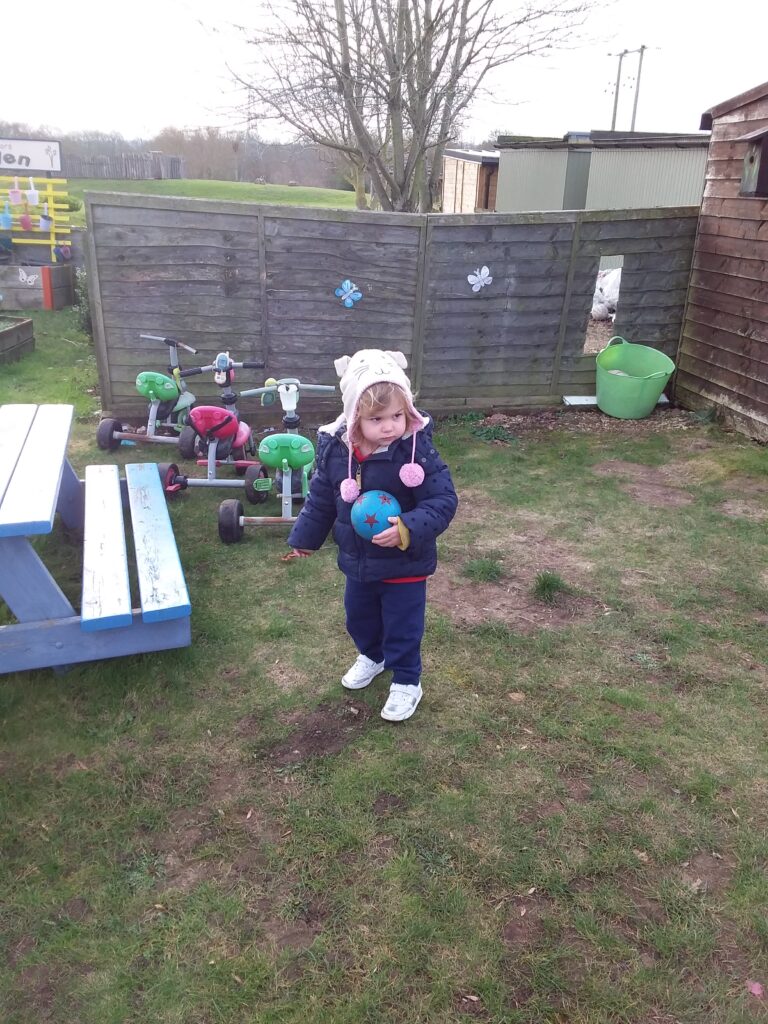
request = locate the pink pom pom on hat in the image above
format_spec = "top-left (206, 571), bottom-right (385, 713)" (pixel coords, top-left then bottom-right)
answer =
top-left (333, 349), bottom-right (427, 502)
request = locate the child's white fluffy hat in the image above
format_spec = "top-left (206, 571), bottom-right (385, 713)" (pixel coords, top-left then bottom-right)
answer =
top-left (333, 349), bottom-right (427, 502)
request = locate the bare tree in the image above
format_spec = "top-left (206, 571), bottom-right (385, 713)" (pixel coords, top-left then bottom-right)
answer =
top-left (232, 0), bottom-right (592, 212)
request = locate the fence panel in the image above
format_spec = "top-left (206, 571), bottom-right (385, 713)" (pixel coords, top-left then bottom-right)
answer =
top-left (84, 194), bottom-right (699, 418)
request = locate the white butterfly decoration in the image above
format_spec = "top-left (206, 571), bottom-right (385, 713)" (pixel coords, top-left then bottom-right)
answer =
top-left (467, 265), bottom-right (492, 292)
top-left (18, 268), bottom-right (39, 287)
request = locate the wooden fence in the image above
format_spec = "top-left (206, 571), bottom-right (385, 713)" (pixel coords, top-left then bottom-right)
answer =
top-left (63, 153), bottom-right (183, 180)
top-left (84, 193), bottom-right (698, 419)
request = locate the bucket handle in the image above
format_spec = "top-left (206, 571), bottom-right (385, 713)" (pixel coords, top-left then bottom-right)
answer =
top-left (607, 336), bottom-right (628, 346)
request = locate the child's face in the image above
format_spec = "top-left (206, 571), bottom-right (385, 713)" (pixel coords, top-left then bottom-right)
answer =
top-left (359, 394), bottom-right (408, 448)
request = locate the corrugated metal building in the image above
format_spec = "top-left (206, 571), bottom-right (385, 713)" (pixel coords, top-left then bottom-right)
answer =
top-left (441, 149), bottom-right (499, 213)
top-left (496, 131), bottom-right (710, 212)
top-left (675, 81), bottom-right (768, 441)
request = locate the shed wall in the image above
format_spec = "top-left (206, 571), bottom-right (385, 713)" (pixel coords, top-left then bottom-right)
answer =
top-left (676, 92), bottom-right (768, 440)
top-left (586, 148), bottom-right (708, 209)
top-left (496, 150), bottom-right (568, 212)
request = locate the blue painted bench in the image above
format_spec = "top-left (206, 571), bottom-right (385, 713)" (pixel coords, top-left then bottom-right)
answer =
top-left (0, 402), bottom-right (191, 673)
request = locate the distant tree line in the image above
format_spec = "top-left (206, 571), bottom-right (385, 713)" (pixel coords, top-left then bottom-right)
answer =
top-left (0, 121), bottom-right (355, 189)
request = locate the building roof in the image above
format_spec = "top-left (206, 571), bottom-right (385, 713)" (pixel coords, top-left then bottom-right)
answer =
top-left (700, 80), bottom-right (768, 129)
top-left (496, 130), bottom-right (709, 151)
top-left (443, 148), bottom-right (499, 164)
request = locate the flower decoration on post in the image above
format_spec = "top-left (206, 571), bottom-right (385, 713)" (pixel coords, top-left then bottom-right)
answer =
top-left (467, 265), bottom-right (493, 292)
top-left (335, 279), bottom-right (363, 308)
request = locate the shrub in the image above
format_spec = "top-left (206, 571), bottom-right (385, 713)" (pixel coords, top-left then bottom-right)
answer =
top-left (73, 267), bottom-right (92, 338)
top-left (62, 195), bottom-right (83, 212)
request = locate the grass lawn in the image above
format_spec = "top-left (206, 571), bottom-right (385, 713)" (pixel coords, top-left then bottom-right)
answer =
top-left (1, 309), bottom-right (767, 1023)
top-left (66, 179), bottom-right (359, 227)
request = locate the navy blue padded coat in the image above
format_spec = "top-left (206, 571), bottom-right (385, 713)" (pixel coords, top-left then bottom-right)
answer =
top-left (287, 416), bottom-right (458, 583)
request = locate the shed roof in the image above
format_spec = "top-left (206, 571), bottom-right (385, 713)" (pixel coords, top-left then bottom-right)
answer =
top-left (496, 130), bottom-right (709, 151)
top-left (700, 80), bottom-right (768, 129)
top-left (443, 148), bottom-right (499, 164)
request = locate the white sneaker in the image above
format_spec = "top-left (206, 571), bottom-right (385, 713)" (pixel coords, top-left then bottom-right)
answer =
top-left (381, 683), bottom-right (423, 722)
top-left (341, 654), bottom-right (385, 690)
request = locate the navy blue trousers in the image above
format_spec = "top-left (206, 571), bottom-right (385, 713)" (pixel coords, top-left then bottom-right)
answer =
top-left (344, 578), bottom-right (426, 686)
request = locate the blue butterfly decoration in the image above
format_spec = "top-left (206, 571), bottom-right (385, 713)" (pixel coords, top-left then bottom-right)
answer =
top-left (335, 279), bottom-right (363, 308)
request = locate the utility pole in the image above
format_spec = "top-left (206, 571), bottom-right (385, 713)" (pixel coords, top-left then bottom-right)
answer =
top-left (610, 50), bottom-right (627, 130)
top-left (630, 45), bottom-right (647, 131)
top-left (610, 46), bottom-right (647, 131)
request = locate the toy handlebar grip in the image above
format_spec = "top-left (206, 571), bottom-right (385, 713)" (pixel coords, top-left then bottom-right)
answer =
top-left (241, 360), bottom-right (266, 369)
top-left (178, 367), bottom-right (204, 378)
top-left (299, 384), bottom-right (336, 394)
top-left (139, 333), bottom-right (198, 355)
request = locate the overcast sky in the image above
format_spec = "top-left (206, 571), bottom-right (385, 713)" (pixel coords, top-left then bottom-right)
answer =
top-left (7, 0), bottom-right (766, 145)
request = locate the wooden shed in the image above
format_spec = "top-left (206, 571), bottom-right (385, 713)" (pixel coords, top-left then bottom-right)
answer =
top-left (441, 150), bottom-right (499, 213)
top-left (676, 81), bottom-right (768, 440)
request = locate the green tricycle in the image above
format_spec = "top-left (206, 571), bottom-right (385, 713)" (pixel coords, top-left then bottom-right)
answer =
top-left (96, 333), bottom-right (198, 451)
top-left (217, 376), bottom-right (334, 543)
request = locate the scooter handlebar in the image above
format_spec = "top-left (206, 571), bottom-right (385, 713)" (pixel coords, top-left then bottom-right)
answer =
top-left (139, 333), bottom-right (198, 355)
top-left (241, 380), bottom-right (335, 398)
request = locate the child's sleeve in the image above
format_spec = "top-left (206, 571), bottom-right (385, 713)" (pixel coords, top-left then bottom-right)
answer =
top-left (286, 445), bottom-right (337, 551)
top-left (398, 446), bottom-right (458, 551)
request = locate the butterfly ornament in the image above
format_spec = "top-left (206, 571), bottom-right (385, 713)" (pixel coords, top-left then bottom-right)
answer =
top-left (18, 268), bottom-right (39, 287)
top-left (467, 265), bottom-right (493, 292)
top-left (335, 279), bottom-right (363, 308)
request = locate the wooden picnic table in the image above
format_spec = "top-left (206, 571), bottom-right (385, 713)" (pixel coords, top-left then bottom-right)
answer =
top-left (0, 403), bottom-right (191, 674)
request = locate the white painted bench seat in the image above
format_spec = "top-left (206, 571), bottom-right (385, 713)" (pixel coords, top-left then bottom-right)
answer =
top-left (81, 462), bottom-right (190, 633)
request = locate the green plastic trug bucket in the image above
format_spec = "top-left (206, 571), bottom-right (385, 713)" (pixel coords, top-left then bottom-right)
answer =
top-left (595, 336), bottom-right (676, 419)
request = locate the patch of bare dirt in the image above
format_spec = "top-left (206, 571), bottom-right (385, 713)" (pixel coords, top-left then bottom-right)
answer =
top-left (6, 934), bottom-right (35, 967)
top-left (501, 893), bottom-right (550, 948)
top-left (152, 765), bottom-right (283, 892)
top-left (592, 459), bottom-right (694, 507)
top-left (430, 566), bottom-right (601, 632)
top-left (584, 318), bottom-right (616, 354)
top-left (478, 407), bottom-right (700, 437)
top-left (372, 793), bottom-right (406, 817)
top-left (454, 990), bottom-right (489, 1018)
top-left (246, 895), bottom-right (328, 953)
top-left (16, 964), bottom-right (56, 1021)
top-left (432, 507), bottom-right (602, 631)
top-left (267, 700), bottom-right (372, 766)
top-left (719, 499), bottom-right (768, 522)
top-left (678, 852), bottom-right (735, 895)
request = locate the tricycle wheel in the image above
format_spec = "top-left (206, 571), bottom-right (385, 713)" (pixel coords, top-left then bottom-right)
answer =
top-left (218, 499), bottom-right (244, 543)
top-left (157, 462), bottom-right (184, 496)
top-left (96, 417), bottom-right (122, 451)
top-left (178, 425), bottom-right (198, 460)
top-left (244, 463), bottom-right (270, 505)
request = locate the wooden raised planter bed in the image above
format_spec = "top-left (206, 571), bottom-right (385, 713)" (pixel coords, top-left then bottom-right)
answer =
top-left (0, 264), bottom-right (73, 311)
top-left (0, 315), bottom-right (35, 364)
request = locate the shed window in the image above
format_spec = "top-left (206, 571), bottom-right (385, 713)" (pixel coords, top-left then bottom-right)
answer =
top-left (738, 127), bottom-right (768, 198)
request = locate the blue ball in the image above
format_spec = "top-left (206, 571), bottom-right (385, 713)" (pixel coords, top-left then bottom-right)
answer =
top-left (350, 490), bottom-right (402, 540)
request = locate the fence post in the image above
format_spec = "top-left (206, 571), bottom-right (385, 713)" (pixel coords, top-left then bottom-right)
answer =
top-left (550, 214), bottom-right (583, 396)
top-left (258, 208), bottom-right (269, 367)
top-left (410, 215), bottom-right (429, 394)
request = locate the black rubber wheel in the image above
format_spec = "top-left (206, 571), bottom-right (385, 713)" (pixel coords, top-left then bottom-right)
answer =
top-left (178, 425), bottom-right (197, 460)
top-left (218, 499), bottom-right (244, 543)
top-left (244, 463), bottom-right (270, 505)
top-left (157, 462), bottom-right (181, 496)
top-left (96, 417), bottom-right (122, 451)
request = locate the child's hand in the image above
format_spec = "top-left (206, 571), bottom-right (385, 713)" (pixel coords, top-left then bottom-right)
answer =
top-left (282, 548), bottom-right (313, 561)
top-left (371, 518), bottom-right (401, 548)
